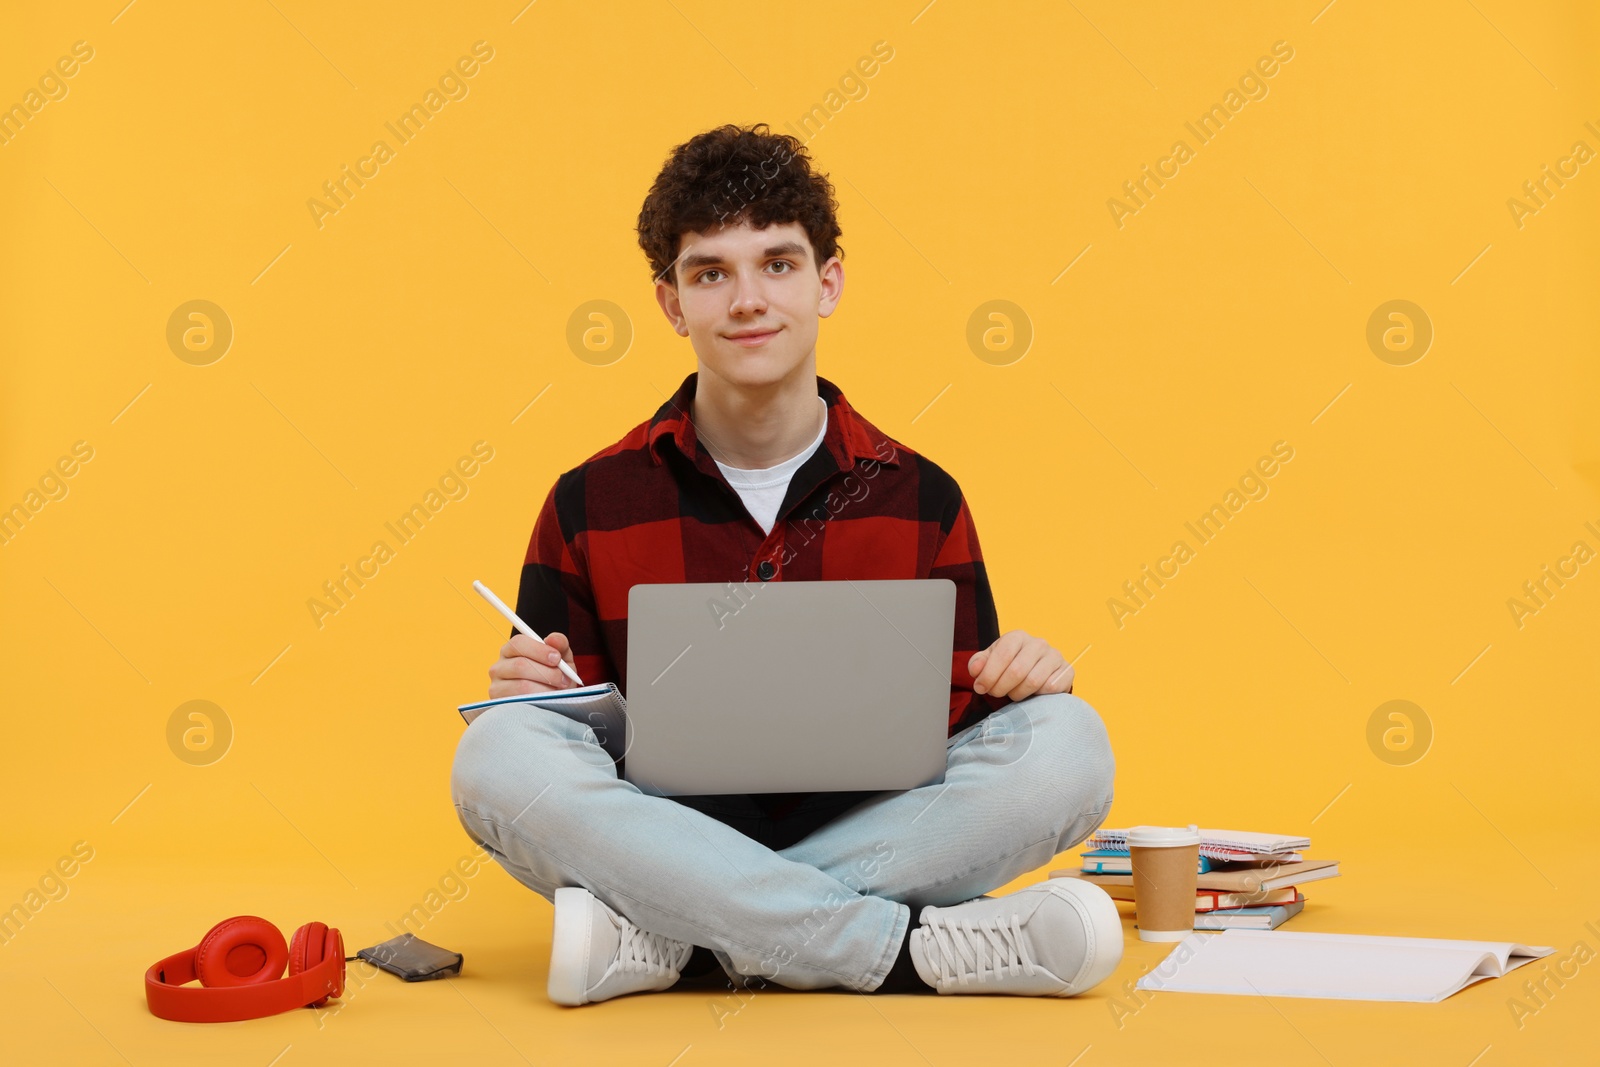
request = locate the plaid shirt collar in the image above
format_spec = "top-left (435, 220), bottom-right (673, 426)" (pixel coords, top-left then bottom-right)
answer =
top-left (646, 370), bottom-right (901, 473)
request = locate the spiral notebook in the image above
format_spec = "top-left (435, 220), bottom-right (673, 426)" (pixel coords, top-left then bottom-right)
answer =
top-left (1088, 828), bottom-right (1312, 859)
top-left (457, 684), bottom-right (628, 761)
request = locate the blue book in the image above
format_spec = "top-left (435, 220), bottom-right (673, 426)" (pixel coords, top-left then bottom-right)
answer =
top-left (1192, 898), bottom-right (1305, 931)
top-left (1079, 848), bottom-right (1212, 875)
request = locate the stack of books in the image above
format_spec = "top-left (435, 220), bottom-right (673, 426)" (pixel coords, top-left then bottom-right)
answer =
top-left (1049, 828), bottom-right (1339, 931)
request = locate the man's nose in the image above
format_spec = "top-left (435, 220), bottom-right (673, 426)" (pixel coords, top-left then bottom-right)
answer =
top-left (729, 275), bottom-right (767, 315)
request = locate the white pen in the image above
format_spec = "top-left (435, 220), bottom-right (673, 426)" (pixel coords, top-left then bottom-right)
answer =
top-left (473, 579), bottom-right (586, 687)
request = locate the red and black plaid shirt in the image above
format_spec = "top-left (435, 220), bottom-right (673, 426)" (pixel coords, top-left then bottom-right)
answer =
top-left (512, 371), bottom-right (1008, 825)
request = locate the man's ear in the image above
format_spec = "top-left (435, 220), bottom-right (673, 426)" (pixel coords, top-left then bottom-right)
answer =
top-left (817, 255), bottom-right (844, 319)
top-left (654, 277), bottom-right (689, 337)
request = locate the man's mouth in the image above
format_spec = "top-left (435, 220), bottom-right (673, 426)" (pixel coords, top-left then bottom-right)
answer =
top-left (724, 327), bottom-right (781, 347)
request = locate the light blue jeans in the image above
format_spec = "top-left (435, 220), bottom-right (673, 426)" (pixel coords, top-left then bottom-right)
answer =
top-left (450, 691), bottom-right (1115, 992)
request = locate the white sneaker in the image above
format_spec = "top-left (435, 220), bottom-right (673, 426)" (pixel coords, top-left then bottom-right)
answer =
top-left (547, 886), bottom-right (694, 1005)
top-left (908, 879), bottom-right (1123, 995)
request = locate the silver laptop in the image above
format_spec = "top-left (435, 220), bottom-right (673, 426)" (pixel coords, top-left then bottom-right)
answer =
top-left (624, 578), bottom-right (956, 796)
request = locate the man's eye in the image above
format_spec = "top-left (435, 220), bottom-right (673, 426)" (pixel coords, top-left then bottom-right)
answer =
top-left (769, 261), bottom-right (792, 274)
top-left (699, 269), bottom-right (722, 283)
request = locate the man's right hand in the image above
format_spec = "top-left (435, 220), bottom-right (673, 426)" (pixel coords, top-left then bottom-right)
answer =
top-left (487, 632), bottom-right (577, 698)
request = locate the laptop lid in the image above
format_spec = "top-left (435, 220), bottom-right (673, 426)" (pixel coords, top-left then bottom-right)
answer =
top-left (624, 578), bottom-right (956, 796)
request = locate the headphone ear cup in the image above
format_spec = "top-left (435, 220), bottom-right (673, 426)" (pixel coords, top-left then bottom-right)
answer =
top-left (327, 927), bottom-right (346, 999)
top-left (289, 922), bottom-right (340, 1007)
top-left (288, 921), bottom-right (325, 977)
top-left (194, 916), bottom-right (289, 988)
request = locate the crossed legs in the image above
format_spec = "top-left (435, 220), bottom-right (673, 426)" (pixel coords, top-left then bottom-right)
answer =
top-left (450, 691), bottom-right (1115, 992)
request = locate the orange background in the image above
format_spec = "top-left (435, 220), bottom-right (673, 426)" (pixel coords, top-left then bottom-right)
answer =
top-left (2, 1), bottom-right (1597, 1063)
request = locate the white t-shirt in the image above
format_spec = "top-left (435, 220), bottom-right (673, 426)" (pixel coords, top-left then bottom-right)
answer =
top-left (712, 396), bottom-right (828, 535)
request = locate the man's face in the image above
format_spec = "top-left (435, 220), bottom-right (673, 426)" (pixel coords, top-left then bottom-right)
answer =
top-left (654, 219), bottom-right (843, 389)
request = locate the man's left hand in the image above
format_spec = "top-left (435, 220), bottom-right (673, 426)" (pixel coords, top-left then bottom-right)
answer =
top-left (968, 629), bottom-right (1074, 701)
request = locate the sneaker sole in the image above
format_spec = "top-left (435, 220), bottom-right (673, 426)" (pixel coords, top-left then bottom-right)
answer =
top-left (1041, 878), bottom-right (1124, 995)
top-left (549, 886), bottom-right (599, 1006)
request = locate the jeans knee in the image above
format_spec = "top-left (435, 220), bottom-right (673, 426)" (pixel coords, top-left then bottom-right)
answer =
top-left (450, 703), bottom-right (599, 816)
top-left (1014, 692), bottom-right (1115, 812)
top-left (450, 705), bottom-right (515, 811)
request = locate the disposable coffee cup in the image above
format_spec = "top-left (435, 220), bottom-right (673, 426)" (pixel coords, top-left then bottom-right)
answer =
top-left (1127, 824), bottom-right (1201, 943)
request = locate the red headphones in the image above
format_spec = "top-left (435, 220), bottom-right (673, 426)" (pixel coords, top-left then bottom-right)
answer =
top-left (144, 915), bottom-right (345, 1022)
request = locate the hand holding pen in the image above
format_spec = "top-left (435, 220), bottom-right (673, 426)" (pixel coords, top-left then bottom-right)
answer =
top-left (474, 580), bottom-right (586, 698)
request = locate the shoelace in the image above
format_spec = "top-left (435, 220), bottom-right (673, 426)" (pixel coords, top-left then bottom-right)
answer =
top-left (615, 921), bottom-right (691, 976)
top-left (921, 912), bottom-right (1037, 987)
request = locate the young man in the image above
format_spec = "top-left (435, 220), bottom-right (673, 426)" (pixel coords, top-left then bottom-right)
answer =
top-left (451, 124), bottom-right (1122, 1005)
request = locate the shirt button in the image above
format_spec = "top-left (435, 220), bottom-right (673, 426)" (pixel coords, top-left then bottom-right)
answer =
top-left (757, 559), bottom-right (777, 581)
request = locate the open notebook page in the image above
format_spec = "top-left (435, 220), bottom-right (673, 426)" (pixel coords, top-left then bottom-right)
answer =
top-left (1137, 930), bottom-right (1554, 1003)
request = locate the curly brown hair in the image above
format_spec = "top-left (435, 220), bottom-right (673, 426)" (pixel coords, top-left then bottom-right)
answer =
top-left (636, 123), bottom-right (843, 285)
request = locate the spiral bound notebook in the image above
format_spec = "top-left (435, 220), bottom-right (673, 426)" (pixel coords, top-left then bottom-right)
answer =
top-left (1089, 828), bottom-right (1312, 859)
top-left (456, 684), bottom-right (628, 761)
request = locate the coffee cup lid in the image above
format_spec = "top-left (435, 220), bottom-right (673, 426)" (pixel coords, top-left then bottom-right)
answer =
top-left (1125, 824), bottom-right (1201, 847)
